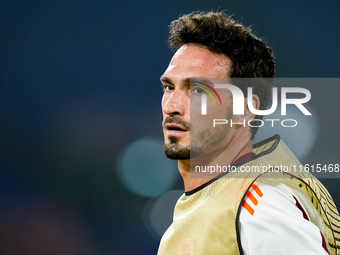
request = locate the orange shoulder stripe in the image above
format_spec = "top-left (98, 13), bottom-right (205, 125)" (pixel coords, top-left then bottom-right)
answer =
top-left (242, 200), bottom-right (254, 216)
top-left (251, 183), bottom-right (263, 197)
top-left (246, 191), bottom-right (258, 206)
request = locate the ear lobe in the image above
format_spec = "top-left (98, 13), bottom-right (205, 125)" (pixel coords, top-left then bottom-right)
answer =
top-left (233, 95), bottom-right (260, 127)
top-left (243, 95), bottom-right (259, 122)
top-left (243, 105), bottom-right (256, 121)
top-left (250, 95), bottom-right (260, 114)
top-left (251, 95), bottom-right (260, 112)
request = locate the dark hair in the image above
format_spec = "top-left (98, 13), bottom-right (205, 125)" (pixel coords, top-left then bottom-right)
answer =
top-left (168, 11), bottom-right (275, 139)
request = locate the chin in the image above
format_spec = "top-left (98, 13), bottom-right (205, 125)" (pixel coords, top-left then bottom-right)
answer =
top-left (163, 140), bottom-right (190, 160)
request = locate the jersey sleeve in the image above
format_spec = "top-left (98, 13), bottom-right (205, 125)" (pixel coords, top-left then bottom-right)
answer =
top-left (239, 181), bottom-right (330, 255)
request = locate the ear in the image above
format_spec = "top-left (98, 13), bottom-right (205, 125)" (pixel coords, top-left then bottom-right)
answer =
top-left (238, 94), bottom-right (260, 124)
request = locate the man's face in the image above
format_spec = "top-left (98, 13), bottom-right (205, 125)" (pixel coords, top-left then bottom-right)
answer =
top-left (161, 44), bottom-right (235, 160)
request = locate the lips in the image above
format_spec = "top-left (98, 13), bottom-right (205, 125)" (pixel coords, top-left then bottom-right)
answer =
top-left (165, 123), bottom-right (188, 136)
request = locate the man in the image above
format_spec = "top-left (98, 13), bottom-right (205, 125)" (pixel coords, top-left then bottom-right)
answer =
top-left (158, 12), bottom-right (340, 255)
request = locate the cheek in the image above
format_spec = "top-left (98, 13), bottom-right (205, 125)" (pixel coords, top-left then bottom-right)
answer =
top-left (190, 96), bottom-right (215, 128)
top-left (214, 105), bottom-right (233, 117)
top-left (161, 94), bottom-right (168, 110)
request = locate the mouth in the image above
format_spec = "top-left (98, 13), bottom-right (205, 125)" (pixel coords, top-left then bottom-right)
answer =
top-left (165, 123), bottom-right (188, 137)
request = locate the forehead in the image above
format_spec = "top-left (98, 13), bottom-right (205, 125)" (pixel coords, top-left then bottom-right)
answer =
top-left (163, 44), bottom-right (232, 80)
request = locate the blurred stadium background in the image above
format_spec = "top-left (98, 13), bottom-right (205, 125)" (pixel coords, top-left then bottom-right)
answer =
top-left (1, 0), bottom-right (339, 254)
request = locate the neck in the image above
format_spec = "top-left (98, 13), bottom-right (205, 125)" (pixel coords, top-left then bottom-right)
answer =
top-left (178, 132), bottom-right (253, 192)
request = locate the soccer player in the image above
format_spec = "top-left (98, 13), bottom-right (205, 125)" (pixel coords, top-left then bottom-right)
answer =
top-left (158, 12), bottom-right (340, 255)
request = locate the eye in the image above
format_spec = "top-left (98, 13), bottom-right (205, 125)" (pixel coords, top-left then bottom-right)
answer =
top-left (192, 86), bottom-right (207, 94)
top-left (162, 84), bottom-right (175, 91)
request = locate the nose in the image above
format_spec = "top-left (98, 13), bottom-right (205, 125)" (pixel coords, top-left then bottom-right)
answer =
top-left (162, 89), bottom-right (187, 116)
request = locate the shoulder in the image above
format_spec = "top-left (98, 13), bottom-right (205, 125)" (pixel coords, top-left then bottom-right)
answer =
top-left (240, 180), bottom-right (304, 220)
top-left (239, 179), bottom-right (330, 255)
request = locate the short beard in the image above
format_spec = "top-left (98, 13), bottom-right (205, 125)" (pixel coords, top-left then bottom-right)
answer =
top-left (163, 124), bottom-right (229, 160)
top-left (164, 136), bottom-right (190, 160)
top-left (189, 110), bottom-right (233, 158)
top-left (162, 111), bottom-right (233, 160)
top-left (190, 124), bottom-right (230, 158)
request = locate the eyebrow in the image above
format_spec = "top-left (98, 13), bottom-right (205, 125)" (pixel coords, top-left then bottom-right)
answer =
top-left (160, 76), bottom-right (214, 86)
top-left (160, 76), bottom-right (172, 84)
top-left (189, 77), bottom-right (214, 86)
